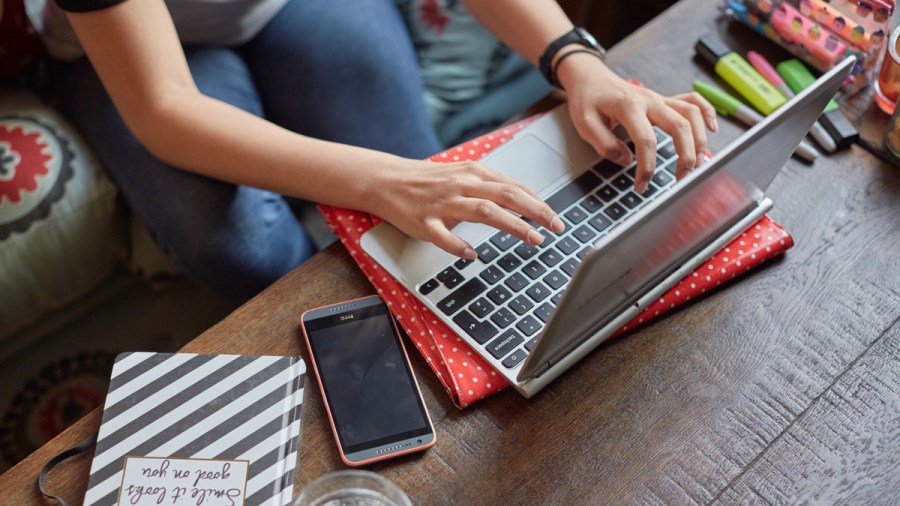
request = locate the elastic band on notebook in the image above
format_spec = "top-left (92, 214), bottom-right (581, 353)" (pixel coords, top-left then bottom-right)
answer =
top-left (38, 433), bottom-right (98, 506)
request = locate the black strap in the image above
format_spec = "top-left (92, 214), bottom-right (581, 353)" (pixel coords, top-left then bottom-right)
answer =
top-left (38, 432), bottom-right (98, 506)
top-left (551, 48), bottom-right (605, 90)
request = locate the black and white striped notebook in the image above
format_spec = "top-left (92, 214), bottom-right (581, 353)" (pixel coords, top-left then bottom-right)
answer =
top-left (83, 352), bottom-right (306, 506)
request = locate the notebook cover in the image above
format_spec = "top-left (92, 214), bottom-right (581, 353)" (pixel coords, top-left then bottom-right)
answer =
top-left (82, 352), bottom-right (306, 506)
top-left (318, 118), bottom-right (794, 408)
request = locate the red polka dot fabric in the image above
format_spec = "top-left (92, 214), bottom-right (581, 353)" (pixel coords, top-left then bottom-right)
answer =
top-left (318, 116), bottom-right (794, 408)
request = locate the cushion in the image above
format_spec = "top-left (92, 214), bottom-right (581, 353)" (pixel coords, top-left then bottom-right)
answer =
top-left (0, 90), bottom-right (127, 340)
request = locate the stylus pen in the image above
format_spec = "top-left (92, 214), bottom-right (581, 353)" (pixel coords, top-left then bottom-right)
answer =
top-left (747, 52), bottom-right (837, 153)
top-left (693, 80), bottom-right (819, 162)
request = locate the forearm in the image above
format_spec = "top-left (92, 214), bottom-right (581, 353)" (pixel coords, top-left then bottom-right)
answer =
top-left (134, 90), bottom-right (403, 212)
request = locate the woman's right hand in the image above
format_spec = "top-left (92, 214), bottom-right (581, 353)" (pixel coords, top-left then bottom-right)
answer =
top-left (369, 159), bottom-right (566, 259)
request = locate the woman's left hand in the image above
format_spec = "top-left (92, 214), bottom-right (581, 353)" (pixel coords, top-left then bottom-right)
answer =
top-left (555, 52), bottom-right (718, 193)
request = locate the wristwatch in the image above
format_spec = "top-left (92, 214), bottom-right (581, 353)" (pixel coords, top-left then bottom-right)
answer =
top-left (538, 27), bottom-right (606, 87)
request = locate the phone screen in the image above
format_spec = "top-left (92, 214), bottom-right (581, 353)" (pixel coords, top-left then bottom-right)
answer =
top-left (304, 303), bottom-right (431, 454)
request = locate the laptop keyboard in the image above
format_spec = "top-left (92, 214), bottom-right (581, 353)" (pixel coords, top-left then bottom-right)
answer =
top-left (419, 129), bottom-right (681, 371)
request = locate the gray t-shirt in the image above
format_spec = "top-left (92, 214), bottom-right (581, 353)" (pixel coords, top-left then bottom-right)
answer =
top-left (26, 0), bottom-right (289, 60)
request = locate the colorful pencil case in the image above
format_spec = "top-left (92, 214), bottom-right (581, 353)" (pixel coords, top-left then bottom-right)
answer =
top-left (318, 118), bottom-right (795, 408)
top-left (721, 0), bottom-right (893, 92)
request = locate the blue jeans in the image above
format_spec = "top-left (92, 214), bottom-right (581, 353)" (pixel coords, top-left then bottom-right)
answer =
top-left (44, 0), bottom-right (442, 302)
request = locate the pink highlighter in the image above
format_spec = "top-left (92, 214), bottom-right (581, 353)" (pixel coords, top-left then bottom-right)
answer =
top-left (747, 51), bottom-right (838, 152)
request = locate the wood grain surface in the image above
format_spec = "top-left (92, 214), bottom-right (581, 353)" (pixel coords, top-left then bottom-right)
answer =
top-left (2, 0), bottom-right (898, 504)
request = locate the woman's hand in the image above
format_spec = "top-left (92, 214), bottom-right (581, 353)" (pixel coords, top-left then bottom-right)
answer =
top-left (556, 51), bottom-right (718, 192)
top-left (369, 159), bottom-right (565, 259)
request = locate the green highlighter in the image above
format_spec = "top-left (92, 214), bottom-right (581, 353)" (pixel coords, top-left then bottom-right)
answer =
top-left (776, 59), bottom-right (858, 149)
top-left (693, 80), bottom-right (819, 162)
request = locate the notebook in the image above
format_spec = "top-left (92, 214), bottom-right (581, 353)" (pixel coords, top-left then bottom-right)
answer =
top-left (358, 57), bottom-right (854, 398)
top-left (82, 352), bottom-right (306, 506)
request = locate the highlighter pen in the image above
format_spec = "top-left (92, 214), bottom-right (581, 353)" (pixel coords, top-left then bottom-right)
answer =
top-left (748, 52), bottom-right (837, 153)
top-left (776, 59), bottom-right (859, 149)
top-left (695, 36), bottom-right (786, 116)
top-left (693, 80), bottom-right (819, 162)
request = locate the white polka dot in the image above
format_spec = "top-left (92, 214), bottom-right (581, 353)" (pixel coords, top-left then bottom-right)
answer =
top-left (706, 275), bottom-right (712, 281)
top-left (487, 383), bottom-right (492, 388)
top-left (468, 390), bottom-right (474, 395)
top-left (472, 378), bottom-right (478, 383)
top-left (458, 373), bottom-right (463, 378)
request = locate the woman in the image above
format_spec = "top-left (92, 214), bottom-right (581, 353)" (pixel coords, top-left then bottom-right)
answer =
top-left (31, 0), bottom-right (717, 301)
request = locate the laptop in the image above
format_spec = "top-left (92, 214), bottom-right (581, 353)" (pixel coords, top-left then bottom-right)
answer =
top-left (360, 57), bottom-right (854, 398)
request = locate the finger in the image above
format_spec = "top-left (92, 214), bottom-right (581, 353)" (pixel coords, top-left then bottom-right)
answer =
top-left (647, 103), bottom-right (696, 180)
top-left (463, 181), bottom-right (563, 234)
top-left (453, 198), bottom-right (548, 246)
top-left (423, 218), bottom-right (477, 259)
top-left (665, 97), bottom-right (708, 169)
top-left (673, 91), bottom-right (718, 132)
top-left (616, 105), bottom-right (658, 194)
top-left (570, 106), bottom-right (633, 167)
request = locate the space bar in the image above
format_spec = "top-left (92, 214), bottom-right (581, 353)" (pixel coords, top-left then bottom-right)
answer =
top-left (544, 170), bottom-right (602, 213)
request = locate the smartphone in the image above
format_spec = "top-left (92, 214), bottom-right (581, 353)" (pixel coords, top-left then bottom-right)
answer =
top-left (300, 295), bottom-right (436, 466)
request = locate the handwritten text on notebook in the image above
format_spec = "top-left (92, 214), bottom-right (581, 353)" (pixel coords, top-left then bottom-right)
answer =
top-left (118, 456), bottom-right (249, 505)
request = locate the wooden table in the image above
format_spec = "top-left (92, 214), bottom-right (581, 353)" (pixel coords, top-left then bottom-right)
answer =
top-left (3, 0), bottom-right (899, 503)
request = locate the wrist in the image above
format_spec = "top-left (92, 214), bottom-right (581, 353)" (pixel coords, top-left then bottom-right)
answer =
top-left (555, 50), bottom-right (615, 91)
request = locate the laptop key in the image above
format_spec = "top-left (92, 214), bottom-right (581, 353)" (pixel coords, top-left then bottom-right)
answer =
top-left (604, 202), bottom-right (627, 221)
top-left (658, 142), bottom-right (676, 159)
top-left (437, 267), bottom-right (464, 289)
top-left (476, 243), bottom-right (499, 263)
top-left (545, 170), bottom-right (602, 213)
top-left (469, 297), bottom-right (494, 318)
top-left (573, 225), bottom-right (596, 244)
top-left (522, 260), bottom-right (547, 280)
top-left (543, 270), bottom-right (566, 290)
top-left (534, 302), bottom-right (555, 323)
top-left (593, 159), bottom-right (621, 179)
top-left (454, 258), bottom-right (474, 270)
top-left (560, 258), bottom-right (580, 276)
top-left (619, 191), bottom-right (644, 209)
top-left (514, 242), bottom-right (539, 260)
top-left (538, 249), bottom-right (563, 267)
top-left (556, 236), bottom-right (579, 255)
top-left (501, 348), bottom-right (528, 369)
top-left (564, 207), bottom-right (588, 224)
top-left (525, 337), bottom-right (538, 351)
top-left (453, 310), bottom-right (499, 345)
top-left (589, 214), bottom-right (612, 232)
top-left (576, 247), bottom-right (593, 259)
top-left (497, 253), bottom-right (522, 272)
top-left (419, 278), bottom-right (439, 296)
top-left (611, 174), bottom-right (633, 192)
top-left (479, 265), bottom-right (504, 285)
top-left (490, 231), bottom-right (517, 251)
top-left (552, 291), bottom-right (565, 305)
top-left (596, 184), bottom-right (619, 203)
top-left (487, 286), bottom-right (512, 305)
top-left (504, 272), bottom-right (530, 293)
top-left (490, 307), bottom-right (516, 329)
top-left (487, 329), bottom-right (524, 359)
top-left (516, 315), bottom-right (541, 336)
top-left (526, 282), bottom-right (551, 302)
top-left (437, 278), bottom-right (486, 316)
top-left (581, 195), bottom-right (603, 214)
top-left (509, 295), bottom-right (534, 315)
top-left (642, 183), bottom-right (659, 198)
top-left (663, 160), bottom-right (678, 176)
top-left (652, 170), bottom-right (673, 187)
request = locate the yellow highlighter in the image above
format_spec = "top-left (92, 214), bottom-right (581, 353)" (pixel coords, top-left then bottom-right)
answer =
top-left (695, 36), bottom-right (786, 116)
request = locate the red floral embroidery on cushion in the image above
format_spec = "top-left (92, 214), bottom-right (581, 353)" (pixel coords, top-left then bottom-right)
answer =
top-left (0, 124), bottom-right (50, 204)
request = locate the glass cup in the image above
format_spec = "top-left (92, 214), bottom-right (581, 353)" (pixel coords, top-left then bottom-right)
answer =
top-left (293, 470), bottom-right (412, 506)
top-left (875, 28), bottom-right (900, 114)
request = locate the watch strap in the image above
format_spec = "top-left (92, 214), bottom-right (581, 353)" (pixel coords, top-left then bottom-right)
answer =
top-left (538, 27), bottom-right (604, 86)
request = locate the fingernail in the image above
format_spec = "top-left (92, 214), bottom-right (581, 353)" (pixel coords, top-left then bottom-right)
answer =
top-left (463, 247), bottom-right (477, 259)
top-left (550, 216), bottom-right (565, 232)
top-left (527, 229), bottom-right (545, 245)
top-left (695, 152), bottom-right (704, 168)
top-left (708, 116), bottom-right (718, 132)
top-left (636, 180), bottom-right (648, 194)
top-left (615, 150), bottom-right (632, 167)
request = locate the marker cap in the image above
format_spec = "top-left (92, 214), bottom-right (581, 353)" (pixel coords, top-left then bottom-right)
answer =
top-left (695, 36), bottom-right (732, 66)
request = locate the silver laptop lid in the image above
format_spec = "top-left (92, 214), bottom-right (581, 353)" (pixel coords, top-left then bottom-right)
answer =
top-left (518, 56), bottom-right (855, 380)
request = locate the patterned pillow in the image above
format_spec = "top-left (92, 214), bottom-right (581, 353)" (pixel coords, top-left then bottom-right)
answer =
top-left (0, 91), bottom-right (127, 340)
